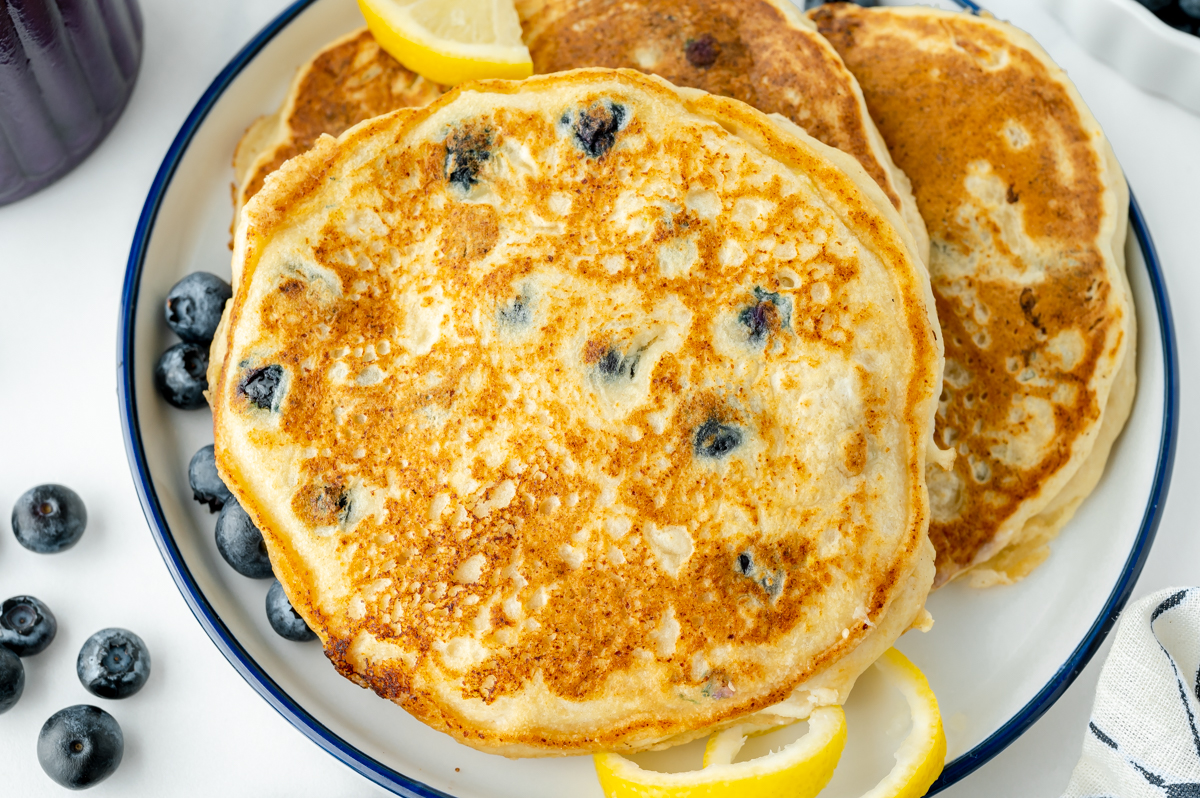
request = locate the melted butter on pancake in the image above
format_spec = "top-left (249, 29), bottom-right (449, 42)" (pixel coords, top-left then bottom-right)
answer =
top-left (813, 6), bottom-right (1134, 586)
top-left (212, 70), bottom-right (940, 755)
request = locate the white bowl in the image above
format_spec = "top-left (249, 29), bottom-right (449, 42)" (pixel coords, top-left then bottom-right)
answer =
top-left (1046, 0), bottom-right (1200, 115)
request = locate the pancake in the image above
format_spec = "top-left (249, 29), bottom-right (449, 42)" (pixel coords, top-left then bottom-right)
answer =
top-left (208, 68), bottom-right (944, 755)
top-left (231, 28), bottom-right (442, 221)
top-left (812, 4), bottom-right (1135, 587)
top-left (516, 0), bottom-right (931, 266)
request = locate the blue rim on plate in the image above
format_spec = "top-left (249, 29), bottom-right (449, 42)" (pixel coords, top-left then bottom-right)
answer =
top-left (117, 1), bottom-right (1179, 795)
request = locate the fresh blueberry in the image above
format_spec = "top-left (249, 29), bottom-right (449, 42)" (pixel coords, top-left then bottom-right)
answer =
top-left (266, 580), bottom-right (316, 641)
top-left (37, 705), bottom-right (123, 790)
top-left (164, 272), bottom-right (232, 344)
top-left (215, 498), bottom-right (273, 578)
top-left (236, 364), bottom-right (284, 411)
top-left (0, 646), bottom-right (23, 713)
top-left (12, 483), bottom-right (88, 553)
top-left (0, 595), bottom-right (57, 656)
top-left (155, 342), bottom-right (209, 409)
top-left (188, 444), bottom-right (231, 512)
top-left (1181, 0), bottom-right (1200, 18)
top-left (77, 629), bottom-right (151, 700)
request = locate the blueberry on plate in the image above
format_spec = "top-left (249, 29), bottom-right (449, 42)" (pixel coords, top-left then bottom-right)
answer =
top-left (0, 595), bottom-right (57, 656)
top-left (164, 272), bottom-right (232, 344)
top-left (0, 647), bottom-right (23, 713)
top-left (215, 498), bottom-right (273, 578)
top-left (266, 580), bottom-right (316, 641)
top-left (188, 444), bottom-right (231, 512)
top-left (154, 342), bottom-right (209, 409)
top-left (38, 705), bottom-right (123, 790)
top-left (12, 483), bottom-right (88, 553)
top-left (77, 629), bottom-right (151, 700)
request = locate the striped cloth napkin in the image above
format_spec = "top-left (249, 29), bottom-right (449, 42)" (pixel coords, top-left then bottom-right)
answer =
top-left (1064, 587), bottom-right (1200, 797)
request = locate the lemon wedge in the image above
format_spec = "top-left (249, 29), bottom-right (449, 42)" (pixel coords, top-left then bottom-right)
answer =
top-left (356, 0), bottom-right (533, 86)
top-left (861, 648), bottom-right (946, 798)
top-left (592, 647), bottom-right (944, 798)
top-left (593, 706), bottom-right (847, 798)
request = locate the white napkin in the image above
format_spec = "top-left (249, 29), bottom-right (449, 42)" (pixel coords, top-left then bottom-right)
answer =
top-left (1064, 587), bottom-right (1200, 797)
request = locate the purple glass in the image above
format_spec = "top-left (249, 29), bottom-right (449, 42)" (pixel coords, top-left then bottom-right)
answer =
top-left (0, 0), bottom-right (142, 205)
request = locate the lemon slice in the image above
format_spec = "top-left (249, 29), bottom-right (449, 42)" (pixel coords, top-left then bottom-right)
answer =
top-left (593, 706), bottom-right (847, 798)
top-left (357, 0), bottom-right (533, 86)
top-left (861, 648), bottom-right (946, 798)
top-left (591, 647), bottom-right (944, 798)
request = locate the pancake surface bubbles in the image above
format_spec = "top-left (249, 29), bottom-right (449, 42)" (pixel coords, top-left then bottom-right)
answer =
top-left (210, 70), bottom-right (941, 755)
top-left (518, 0), bottom-right (930, 264)
top-left (813, 6), bottom-right (1135, 587)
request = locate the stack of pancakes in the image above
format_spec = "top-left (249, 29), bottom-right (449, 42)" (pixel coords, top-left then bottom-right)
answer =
top-left (216, 1), bottom-right (1133, 756)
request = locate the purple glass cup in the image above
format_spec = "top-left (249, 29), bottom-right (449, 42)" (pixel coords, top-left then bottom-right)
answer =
top-left (0, 0), bottom-right (142, 206)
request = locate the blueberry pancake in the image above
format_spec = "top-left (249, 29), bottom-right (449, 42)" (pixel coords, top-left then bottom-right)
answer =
top-left (813, 4), bottom-right (1136, 587)
top-left (517, 0), bottom-right (931, 265)
top-left (232, 28), bottom-right (442, 222)
top-left (208, 69), bottom-right (944, 755)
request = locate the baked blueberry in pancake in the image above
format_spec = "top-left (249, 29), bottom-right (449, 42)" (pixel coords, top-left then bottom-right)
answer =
top-left (813, 4), bottom-right (1136, 587)
top-left (209, 69), bottom-right (943, 756)
top-left (516, 0), bottom-right (930, 264)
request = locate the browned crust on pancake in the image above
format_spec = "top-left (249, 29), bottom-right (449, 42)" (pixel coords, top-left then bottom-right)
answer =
top-left (521, 0), bottom-right (902, 211)
top-left (813, 4), bottom-right (1130, 585)
top-left (215, 69), bottom-right (939, 753)
top-left (238, 29), bottom-right (442, 208)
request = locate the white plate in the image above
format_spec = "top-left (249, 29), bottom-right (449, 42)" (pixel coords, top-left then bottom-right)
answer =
top-left (117, 1), bottom-right (1179, 794)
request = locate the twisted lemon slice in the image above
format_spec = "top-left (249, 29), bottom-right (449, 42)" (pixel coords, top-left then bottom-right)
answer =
top-left (595, 706), bottom-right (846, 798)
top-left (357, 0), bottom-right (532, 85)
top-left (593, 648), bottom-right (944, 798)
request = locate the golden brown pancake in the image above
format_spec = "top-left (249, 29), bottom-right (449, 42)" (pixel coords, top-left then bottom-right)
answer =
top-left (209, 69), bottom-right (944, 755)
top-left (232, 28), bottom-right (442, 219)
top-left (517, 0), bottom-right (930, 264)
top-left (812, 4), bottom-right (1135, 587)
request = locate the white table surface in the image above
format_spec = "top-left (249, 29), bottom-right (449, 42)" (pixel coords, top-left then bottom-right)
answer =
top-left (0, 0), bottom-right (1196, 794)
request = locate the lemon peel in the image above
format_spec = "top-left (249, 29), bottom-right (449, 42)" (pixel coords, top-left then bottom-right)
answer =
top-left (357, 0), bottom-right (532, 86)
top-left (594, 706), bottom-right (846, 798)
top-left (861, 648), bottom-right (946, 798)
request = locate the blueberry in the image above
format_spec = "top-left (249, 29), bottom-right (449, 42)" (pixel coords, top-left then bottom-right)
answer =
top-left (12, 484), bottom-right (87, 553)
top-left (573, 101), bottom-right (626, 158)
top-left (693, 418), bottom-right (742, 459)
top-left (685, 34), bottom-right (720, 68)
top-left (1135, 0), bottom-right (1173, 11)
top-left (164, 272), bottom-right (232, 344)
top-left (215, 498), bottom-right (273, 578)
top-left (155, 342), bottom-right (209, 409)
top-left (266, 580), bottom-right (316, 641)
top-left (37, 705), bottom-right (123, 790)
top-left (77, 629), bottom-right (151, 700)
top-left (0, 595), bottom-right (57, 656)
top-left (1181, 0), bottom-right (1200, 18)
top-left (0, 647), bottom-right (23, 713)
top-left (444, 125), bottom-right (492, 190)
top-left (738, 287), bottom-right (792, 345)
top-left (188, 444), bottom-right (231, 512)
top-left (236, 364), bottom-right (284, 411)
